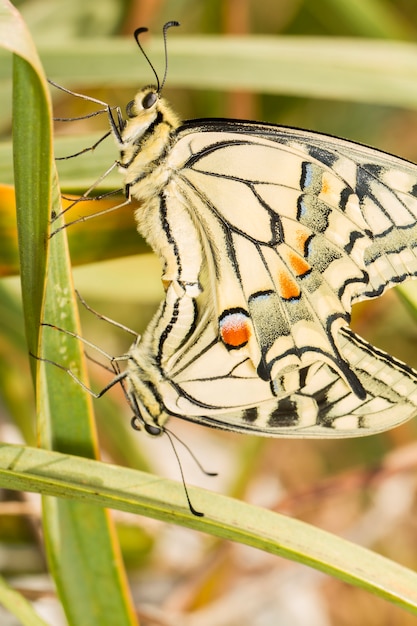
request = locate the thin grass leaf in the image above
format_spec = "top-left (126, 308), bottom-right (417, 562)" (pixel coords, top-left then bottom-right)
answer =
top-left (12, 47), bottom-right (51, 371)
top-left (0, 575), bottom-right (49, 626)
top-left (1, 442), bottom-right (417, 617)
top-left (3, 2), bottom-right (138, 624)
top-left (28, 36), bottom-right (417, 109)
top-left (39, 209), bottom-right (137, 626)
top-left (5, 36), bottom-right (417, 108)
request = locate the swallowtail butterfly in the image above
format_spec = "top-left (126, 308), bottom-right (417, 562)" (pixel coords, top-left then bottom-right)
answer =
top-left (58, 23), bottom-right (417, 440)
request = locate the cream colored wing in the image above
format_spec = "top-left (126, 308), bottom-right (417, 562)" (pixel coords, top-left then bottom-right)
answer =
top-left (128, 283), bottom-right (417, 436)
top-left (166, 121), bottom-right (417, 400)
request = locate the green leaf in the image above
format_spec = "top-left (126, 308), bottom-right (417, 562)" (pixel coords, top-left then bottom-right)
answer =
top-left (1, 442), bottom-right (417, 617)
top-left (12, 39), bottom-right (51, 368)
top-left (4, 2), bottom-right (138, 625)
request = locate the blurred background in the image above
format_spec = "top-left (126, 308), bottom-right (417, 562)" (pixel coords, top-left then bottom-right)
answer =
top-left (2, 0), bottom-right (417, 624)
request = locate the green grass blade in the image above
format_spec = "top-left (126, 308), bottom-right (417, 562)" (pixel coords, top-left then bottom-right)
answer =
top-left (5, 36), bottom-right (417, 108)
top-left (39, 210), bottom-right (138, 626)
top-left (1, 442), bottom-right (417, 617)
top-left (12, 49), bottom-right (51, 371)
top-left (30, 36), bottom-right (417, 109)
top-left (4, 3), bottom-right (138, 624)
top-left (0, 575), bottom-right (49, 626)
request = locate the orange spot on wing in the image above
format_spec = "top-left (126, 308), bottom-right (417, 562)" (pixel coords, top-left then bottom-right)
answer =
top-left (321, 178), bottom-right (330, 194)
top-left (220, 312), bottom-right (251, 348)
top-left (288, 251), bottom-right (311, 277)
top-left (278, 271), bottom-right (301, 300)
top-left (294, 228), bottom-right (311, 255)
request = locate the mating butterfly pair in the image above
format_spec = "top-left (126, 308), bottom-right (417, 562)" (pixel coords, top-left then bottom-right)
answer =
top-left (53, 23), bottom-right (417, 447)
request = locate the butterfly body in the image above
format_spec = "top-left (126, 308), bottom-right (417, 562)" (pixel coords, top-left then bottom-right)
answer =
top-left (111, 83), bottom-right (417, 437)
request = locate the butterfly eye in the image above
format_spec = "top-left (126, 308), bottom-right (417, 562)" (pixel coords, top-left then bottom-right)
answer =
top-left (142, 91), bottom-right (158, 110)
top-left (144, 423), bottom-right (163, 437)
top-left (131, 414), bottom-right (162, 436)
top-left (125, 100), bottom-right (136, 118)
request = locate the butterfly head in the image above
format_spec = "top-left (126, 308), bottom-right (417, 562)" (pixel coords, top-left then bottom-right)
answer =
top-left (123, 22), bottom-right (180, 135)
top-left (125, 84), bottom-right (179, 126)
top-left (120, 86), bottom-right (180, 151)
top-left (123, 86), bottom-right (159, 135)
top-left (131, 413), bottom-right (163, 437)
top-left (128, 387), bottom-right (165, 437)
top-left (123, 350), bottom-right (172, 437)
top-left (126, 87), bottom-right (158, 117)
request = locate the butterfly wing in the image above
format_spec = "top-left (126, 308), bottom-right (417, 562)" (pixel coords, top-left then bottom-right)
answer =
top-left (132, 282), bottom-right (417, 436)
top-left (270, 124), bottom-right (417, 301)
top-left (127, 117), bottom-right (417, 435)
top-left (165, 120), bottom-right (417, 399)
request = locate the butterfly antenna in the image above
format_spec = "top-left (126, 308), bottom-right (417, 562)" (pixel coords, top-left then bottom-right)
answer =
top-left (134, 21), bottom-right (180, 94)
top-left (165, 427), bottom-right (217, 477)
top-left (134, 27), bottom-right (160, 92)
top-left (160, 21), bottom-right (180, 92)
top-left (164, 429), bottom-right (204, 517)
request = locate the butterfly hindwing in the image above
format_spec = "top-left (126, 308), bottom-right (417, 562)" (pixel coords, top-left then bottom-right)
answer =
top-left (127, 283), bottom-right (417, 436)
